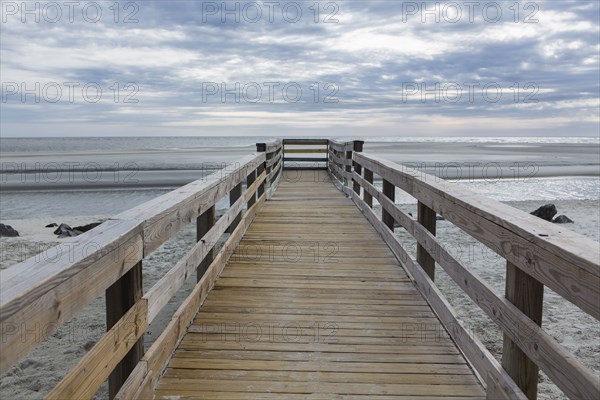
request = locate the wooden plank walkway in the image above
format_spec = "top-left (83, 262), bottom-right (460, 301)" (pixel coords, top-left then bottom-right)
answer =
top-left (154, 170), bottom-right (486, 399)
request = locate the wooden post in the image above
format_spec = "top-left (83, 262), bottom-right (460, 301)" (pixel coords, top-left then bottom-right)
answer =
top-left (344, 150), bottom-right (352, 186)
top-left (106, 262), bottom-right (143, 400)
top-left (416, 202), bottom-right (437, 280)
top-left (196, 206), bottom-right (215, 281)
top-left (327, 142), bottom-right (331, 172)
top-left (332, 149), bottom-right (340, 181)
top-left (364, 168), bottom-right (373, 207)
top-left (256, 143), bottom-right (267, 197)
top-left (282, 142), bottom-right (286, 171)
top-left (382, 179), bottom-right (395, 231)
top-left (502, 262), bottom-right (544, 400)
top-left (257, 162), bottom-right (265, 198)
top-left (353, 141), bottom-right (364, 194)
top-left (266, 149), bottom-right (273, 177)
top-left (247, 169), bottom-right (257, 208)
top-left (227, 182), bottom-right (242, 233)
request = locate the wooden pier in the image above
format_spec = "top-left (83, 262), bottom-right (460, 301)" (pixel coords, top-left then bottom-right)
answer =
top-left (1, 139), bottom-right (598, 400)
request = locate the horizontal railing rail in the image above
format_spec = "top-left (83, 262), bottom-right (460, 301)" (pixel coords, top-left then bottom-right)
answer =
top-left (337, 151), bottom-right (600, 400)
top-left (283, 138), bottom-right (329, 170)
top-left (0, 151), bottom-right (269, 399)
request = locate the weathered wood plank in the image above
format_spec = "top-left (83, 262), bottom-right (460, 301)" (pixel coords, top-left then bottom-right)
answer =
top-left (417, 201), bottom-right (436, 280)
top-left (156, 379), bottom-right (483, 396)
top-left (502, 262), bottom-right (544, 400)
top-left (363, 168), bottom-right (374, 207)
top-left (284, 157), bottom-right (328, 163)
top-left (106, 260), bottom-right (144, 399)
top-left (46, 299), bottom-right (148, 400)
top-left (283, 139), bottom-right (328, 145)
top-left (196, 205), bottom-right (215, 281)
top-left (284, 148), bottom-right (328, 154)
top-left (328, 140), bottom-right (355, 152)
top-left (382, 179), bottom-right (395, 230)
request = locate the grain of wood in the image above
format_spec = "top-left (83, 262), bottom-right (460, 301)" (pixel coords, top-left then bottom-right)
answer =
top-left (352, 159), bottom-right (600, 400)
top-left (153, 170), bottom-right (485, 399)
top-left (354, 152), bottom-right (600, 320)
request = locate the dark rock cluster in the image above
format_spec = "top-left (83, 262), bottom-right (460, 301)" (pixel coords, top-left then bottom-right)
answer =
top-left (530, 204), bottom-right (573, 224)
top-left (48, 222), bottom-right (103, 238)
top-left (0, 223), bottom-right (19, 237)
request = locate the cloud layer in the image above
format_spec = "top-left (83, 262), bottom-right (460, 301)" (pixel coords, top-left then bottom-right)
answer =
top-left (1, 0), bottom-right (599, 137)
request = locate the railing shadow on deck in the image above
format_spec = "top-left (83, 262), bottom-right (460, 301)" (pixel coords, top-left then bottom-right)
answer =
top-left (0, 138), bottom-right (598, 400)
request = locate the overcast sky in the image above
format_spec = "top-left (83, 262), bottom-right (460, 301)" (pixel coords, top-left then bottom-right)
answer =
top-left (1, 0), bottom-right (599, 137)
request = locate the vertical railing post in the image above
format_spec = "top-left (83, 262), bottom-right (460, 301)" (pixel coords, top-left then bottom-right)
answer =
top-left (382, 180), bottom-right (395, 230)
top-left (326, 141), bottom-right (331, 173)
top-left (363, 168), bottom-right (373, 207)
top-left (344, 148), bottom-right (352, 187)
top-left (106, 261), bottom-right (143, 400)
top-left (352, 140), bottom-right (364, 194)
top-left (256, 143), bottom-right (268, 198)
top-left (196, 206), bottom-right (215, 281)
top-left (228, 181), bottom-right (242, 233)
top-left (257, 162), bottom-right (265, 199)
top-left (502, 263), bottom-right (544, 400)
top-left (247, 167), bottom-right (257, 208)
top-left (332, 148), bottom-right (340, 181)
top-left (416, 202), bottom-right (436, 280)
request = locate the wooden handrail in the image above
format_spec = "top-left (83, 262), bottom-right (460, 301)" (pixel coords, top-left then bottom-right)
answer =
top-left (327, 139), bottom-right (364, 190)
top-left (282, 138), bottom-right (329, 170)
top-left (282, 138), bottom-right (328, 145)
top-left (0, 152), bottom-right (267, 399)
top-left (257, 140), bottom-right (283, 198)
top-left (353, 152), bottom-right (600, 317)
top-left (345, 151), bottom-right (600, 400)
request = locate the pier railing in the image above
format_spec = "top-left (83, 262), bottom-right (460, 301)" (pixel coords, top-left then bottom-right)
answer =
top-left (0, 148), bottom-right (277, 399)
top-left (282, 138), bottom-right (329, 170)
top-left (326, 142), bottom-right (599, 400)
top-left (256, 139), bottom-right (283, 198)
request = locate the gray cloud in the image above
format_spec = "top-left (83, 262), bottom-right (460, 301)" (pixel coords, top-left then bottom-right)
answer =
top-left (0, 0), bottom-right (598, 137)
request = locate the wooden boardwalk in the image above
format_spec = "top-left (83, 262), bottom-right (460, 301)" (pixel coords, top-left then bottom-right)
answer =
top-left (154, 171), bottom-right (485, 399)
top-left (3, 139), bottom-right (598, 399)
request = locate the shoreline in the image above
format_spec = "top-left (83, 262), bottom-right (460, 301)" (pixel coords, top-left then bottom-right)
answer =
top-left (1, 168), bottom-right (599, 192)
top-left (2, 140), bottom-right (598, 192)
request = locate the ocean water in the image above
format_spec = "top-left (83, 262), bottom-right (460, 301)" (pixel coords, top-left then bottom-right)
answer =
top-left (1, 136), bottom-right (598, 219)
top-left (1, 136), bottom-right (599, 153)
